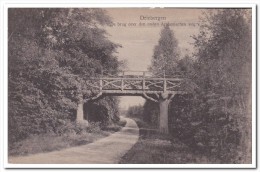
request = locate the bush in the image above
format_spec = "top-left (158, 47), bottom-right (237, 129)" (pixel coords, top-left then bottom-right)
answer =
top-left (9, 121), bottom-right (109, 156)
top-left (101, 118), bottom-right (126, 132)
top-left (168, 93), bottom-right (241, 163)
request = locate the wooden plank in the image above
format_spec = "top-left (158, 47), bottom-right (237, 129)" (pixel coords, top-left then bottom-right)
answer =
top-left (88, 77), bottom-right (183, 81)
top-left (101, 90), bottom-right (186, 94)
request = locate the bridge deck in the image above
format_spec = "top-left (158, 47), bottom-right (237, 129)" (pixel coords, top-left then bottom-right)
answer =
top-left (81, 71), bottom-right (196, 101)
top-left (85, 77), bottom-right (188, 94)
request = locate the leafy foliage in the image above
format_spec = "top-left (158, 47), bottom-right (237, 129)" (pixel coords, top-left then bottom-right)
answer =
top-left (84, 96), bottom-right (120, 125)
top-left (8, 8), bottom-right (122, 148)
top-left (126, 105), bottom-right (144, 119)
top-left (143, 9), bottom-right (252, 163)
top-left (149, 24), bottom-right (180, 75)
top-left (189, 9), bottom-right (252, 163)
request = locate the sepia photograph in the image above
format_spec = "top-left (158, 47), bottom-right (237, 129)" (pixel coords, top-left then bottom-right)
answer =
top-left (2, 1), bottom-right (256, 169)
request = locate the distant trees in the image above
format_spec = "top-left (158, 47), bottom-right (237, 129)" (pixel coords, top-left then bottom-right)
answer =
top-left (150, 24), bottom-right (180, 76)
top-left (142, 9), bottom-right (252, 163)
top-left (85, 97), bottom-right (120, 125)
top-left (126, 105), bottom-right (144, 119)
top-left (143, 101), bottom-right (159, 126)
top-left (8, 9), bottom-right (122, 144)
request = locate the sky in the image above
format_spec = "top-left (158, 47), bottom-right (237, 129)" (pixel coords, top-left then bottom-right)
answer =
top-left (104, 8), bottom-right (203, 110)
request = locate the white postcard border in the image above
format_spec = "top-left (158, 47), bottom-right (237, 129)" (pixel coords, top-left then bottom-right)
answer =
top-left (1, 0), bottom-right (257, 169)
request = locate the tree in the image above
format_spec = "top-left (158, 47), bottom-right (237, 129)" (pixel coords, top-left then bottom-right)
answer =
top-left (142, 9), bottom-right (252, 163)
top-left (8, 8), bottom-right (122, 145)
top-left (193, 9), bottom-right (251, 96)
top-left (150, 24), bottom-right (180, 76)
top-left (143, 100), bottom-right (159, 126)
top-left (190, 9), bottom-right (252, 163)
top-left (176, 55), bottom-right (196, 78)
top-left (127, 105), bottom-right (144, 119)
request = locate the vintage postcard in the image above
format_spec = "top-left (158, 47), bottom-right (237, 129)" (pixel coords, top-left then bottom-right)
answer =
top-left (2, 1), bottom-right (256, 169)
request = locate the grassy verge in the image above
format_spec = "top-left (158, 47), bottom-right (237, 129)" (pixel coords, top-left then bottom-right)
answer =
top-left (119, 118), bottom-right (220, 164)
top-left (9, 118), bottom-right (126, 157)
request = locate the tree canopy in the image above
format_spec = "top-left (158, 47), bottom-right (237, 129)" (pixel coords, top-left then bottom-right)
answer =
top-left (142, 9), bottom-right (252, 163)
top-left (8, 8), bottom-right (122, 143)
top-left (150, 24), bottom-right (180, 76)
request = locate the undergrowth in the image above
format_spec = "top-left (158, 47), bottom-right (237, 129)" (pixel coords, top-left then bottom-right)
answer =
top-left (9, 118), bottom-right (126, 156)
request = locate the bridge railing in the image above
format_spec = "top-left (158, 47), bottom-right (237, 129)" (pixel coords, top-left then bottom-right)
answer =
top-left (83, 70), bottom-right (196, 93)
top-left (101, 70), bottom-right (184, 78)
top-left (85, 77), bottom-right (187, 92)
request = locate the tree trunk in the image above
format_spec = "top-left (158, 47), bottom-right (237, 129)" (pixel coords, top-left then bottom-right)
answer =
top-left (76, 96), bottom-right (86, 123)
top-left (76, 100), bottom-right (84, 122)
top-left (159, 98), bottom-right (170, 134)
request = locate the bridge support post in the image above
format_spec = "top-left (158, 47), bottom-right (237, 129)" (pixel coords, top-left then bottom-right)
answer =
top-left (76, 95), bottom-right (88, 125)
top-left (76, 97), bottom-right (84, 122)
top-left (159, 93), bottom-right (170, 134)
top-left (158, 92), bottom-right (176, 134)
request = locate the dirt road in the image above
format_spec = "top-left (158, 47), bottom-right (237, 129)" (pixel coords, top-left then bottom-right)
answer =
top-left (9, 118), bottom-right (139, 164)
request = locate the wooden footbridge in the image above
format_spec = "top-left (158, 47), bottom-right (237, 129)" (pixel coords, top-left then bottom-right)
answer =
top-left (77, 71), bottom-right (196, 133)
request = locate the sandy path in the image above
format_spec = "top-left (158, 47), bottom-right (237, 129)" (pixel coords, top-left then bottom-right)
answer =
top-left (9, 118), bottom-right (139, 164)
